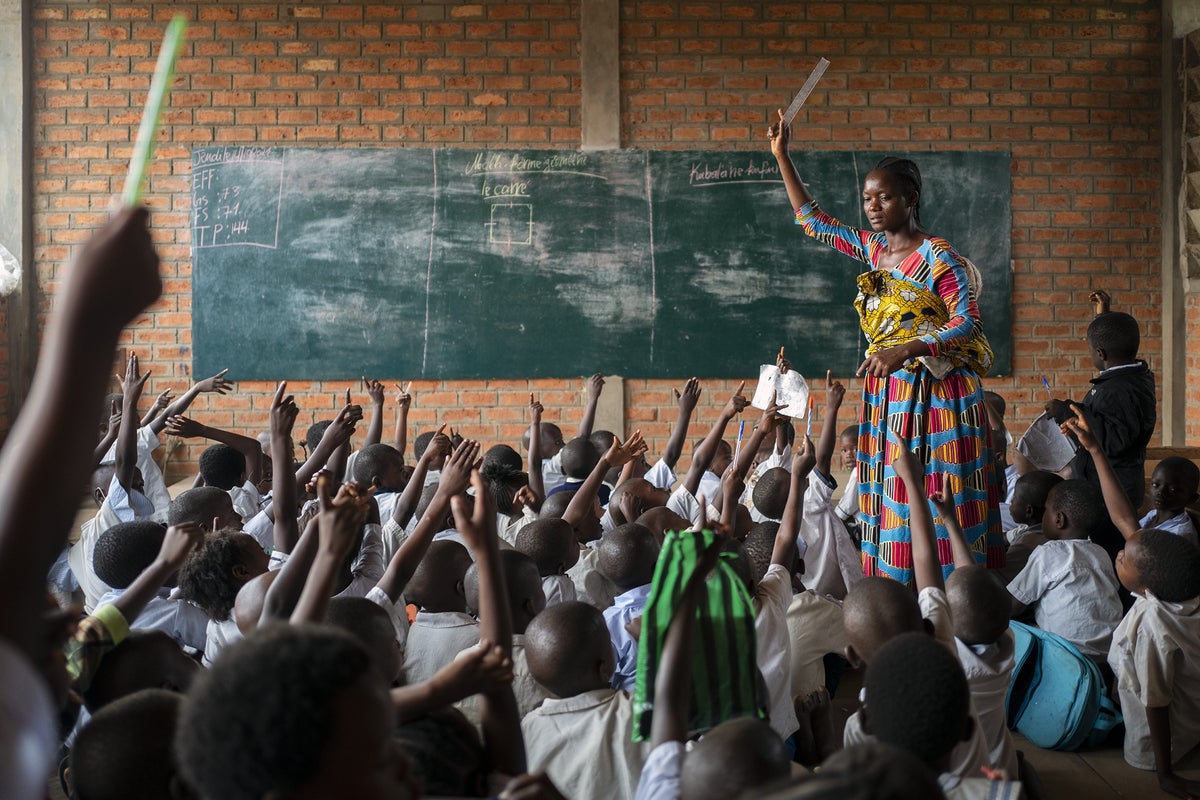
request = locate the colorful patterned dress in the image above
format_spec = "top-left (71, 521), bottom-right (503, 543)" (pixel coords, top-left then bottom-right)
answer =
top-left (796, 201), bottom-right (1004, 584)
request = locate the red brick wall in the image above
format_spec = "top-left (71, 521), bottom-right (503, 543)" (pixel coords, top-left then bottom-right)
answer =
top-left (19, 1), bottom-right (1165, 481)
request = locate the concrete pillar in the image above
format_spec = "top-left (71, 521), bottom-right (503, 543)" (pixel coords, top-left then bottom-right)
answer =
top-left (580, 0), bottom-right (620, 150)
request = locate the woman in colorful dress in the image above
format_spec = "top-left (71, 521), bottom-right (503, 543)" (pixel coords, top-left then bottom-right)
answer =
top-left (768, 110), bottom-right (1003, 585)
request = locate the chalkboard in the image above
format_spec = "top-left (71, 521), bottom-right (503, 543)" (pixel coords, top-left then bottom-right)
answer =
top-left (191, 147), bottom-right (1011, 380)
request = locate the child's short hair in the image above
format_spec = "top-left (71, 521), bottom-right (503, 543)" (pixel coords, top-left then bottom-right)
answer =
top-left (175, 623), bottom-right (373, 800)
top-left (393, 708), bottom-right (486, 796)
top-left (743, 522), bottom-right (780, 584)
top-left (325, 596), bottom-right (401, 683)
top-left (590, 429), bottom-right (616, 455)
top-left (199, 443), bottom-right (246, 490)
top-left (1087, 311), bottom-right (1140, 361)
top-left (92, 520), bottom-right (166, 589)
top-left (70, 688), bottom-right (181, 800)
top-left (945, 565), bottom-right (1010, 645)
top-left (1131, 529), bottom-right (1200, 602)
top-left (1155, 456), bottom-right (1200, 493)
top-left (304, 420), bottom-right (332, 453)
top-left (678, 717), bottom-right (791, 800)
top-left (840, 425), bottom-right (857, 441)
top-left (636, 506), bottom-right (692, 542)
top-left (560, 437), bottom-right (601, 480)
top-left (843, 577), bottom-right (923, 664)
top-left (177, 531), bottom-right (260, 621)
top-left (351, 443), bottom-right (403, 487)
top-left (522, 422), bottom-right (564, 452)
top-left (772, 741), bottom-right (944, 800)
top-left (597, 523), bottom-right (659, 590)
top-left (524, 601), bottom-right (612, 698)
top-left (752, 467), bottom-right (790, 520)
top-left (405, 540), bottom-right (472, 611)
top-left (1011, 471), bottom-right (1063, 515)
top-left (537, 490), bottom-right (573, 520)
top-left (465, 549), bottom-right (544, 623)
top-left (168, 486), bottom-right (233, 529)
top-left (1047, 479), bottom-right (1108, 535)
top-left (413, 430), bottom-right (437, 460)
top-left (83, 631), bottom-right (198, 713)
top-left (515, 518), bottom-right (578, 576)
top-left (864, 632), bottom-right (970, 767)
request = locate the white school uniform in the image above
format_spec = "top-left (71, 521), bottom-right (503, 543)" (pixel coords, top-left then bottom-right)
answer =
top-left (541, 573), bottom-right (577, 608)
top-left (203, 616), bottom-right (242, 667)
top-left (835, 469), bottom-right (858, 522)
top-left (1138, 509), bottom-right (1199, 547)
top-left (521, 688), bottom-right (647, 800)
top-left (567, 544), bottom-right (618, 611)
top-left (99, 425), bottom-right (171, 522)
top-left (541, 452), bottom-right (566, 494)
top-left (633, 741), bottom-right (684, 800)
top-left (787, 590), bottom-right (848, 697)
top-left (754, 563), bottom-right (798, 738)
top-left (94, 587), bottom-right (209, 653)
top-left (69, 476), bottom-right (153, 613)
top-left (643, 458), bottom-right (676, 492)
top-left (227, 480), bottom-right (263, 526)
top-left (454, 634), bottom-right (550, 731)
top-left (799, 470), bottom-right (865, 601)
top-left (1006, 538), bottom-right (1122, 660)
top-left (365, 586), bottom-right (410, 649)
top-left (402, 610), bottom-right (480, 685)
top-left (665, 485), bottom-right (702, 528)
top-left (955, 632), bottom-right (1019, 776)
top-left (1108, 591), bottom-right (1200, 770)
top-left (696, 470), bottom-right (721, 508)
top-left (604, 584), bottom-right (652, 692)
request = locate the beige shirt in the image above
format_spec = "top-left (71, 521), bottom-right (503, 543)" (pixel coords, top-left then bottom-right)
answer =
top-left (955, 631), bottom-right (1018, 775)
top-left (567, 545), bottom-right (618, 611)
top-left (1108, 592), bottom-right (1200, 770)
top-left (454, 635), bottom-right (550, 732)
top-left (786, 590), bottom-right (847, 697)
top-left (755, 564), bottom-right (798, 738)
top-left (401, 610), bottom-right (480, 686)
top-left (522, 688), bottom-right (646, 800)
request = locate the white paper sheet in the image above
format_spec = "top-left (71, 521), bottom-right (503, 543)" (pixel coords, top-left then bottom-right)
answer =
top-left (1016, 412), bottom-right (1077, 472)
top-left (750, 364), bottom-right (810, 419)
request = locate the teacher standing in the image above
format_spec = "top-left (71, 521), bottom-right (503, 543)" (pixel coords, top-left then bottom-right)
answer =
top-left (768, 110), bottom-right (1003, 584)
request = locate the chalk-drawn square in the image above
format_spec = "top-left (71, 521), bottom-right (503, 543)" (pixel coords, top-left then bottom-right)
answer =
top-left (487, 203), bottom-right (533, 246)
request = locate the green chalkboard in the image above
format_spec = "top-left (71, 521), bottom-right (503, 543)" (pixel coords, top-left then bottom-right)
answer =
top-left (191, 147), bottom-right (1011, 380)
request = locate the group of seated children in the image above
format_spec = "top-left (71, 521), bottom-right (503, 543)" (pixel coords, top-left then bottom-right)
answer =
top-left (3, 212), bottom-right (1200, 800)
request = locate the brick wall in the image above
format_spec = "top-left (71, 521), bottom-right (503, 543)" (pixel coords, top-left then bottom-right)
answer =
top-left (18, 0), bottom-right (1165, 482)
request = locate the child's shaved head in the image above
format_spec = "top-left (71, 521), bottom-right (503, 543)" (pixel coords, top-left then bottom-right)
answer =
top-left (843, 577), bottom-right (924, 665)
top-left (560, 437), bottom-right (601, 481)
top-left (465, 549), bottom-right (545, 633)
top-left (70, 689), bottom-right (181, 800)
top-left (945, 565), bottom-right (1010, 645)
top-left (1044, 480), bottom-right (1107, 538)
top-left (524, 601), bottom-right (613, 697)
top-left (1087, 311), bottom-right (1140, 362)
top-left (1010, 471), bottom-right (1062, 526)
top-left (597, 523), bottom-right (660, 591)
top-left (1122, 529), bottom-right (1200, 601)
top-left (752, 467), bottom-right (791, 520)
top-left (326, 597), bottom-right (402, 684)
top-left (169, 486), bottom-right (241, 531)
top-left (522, 422), bottom-right (565, 454)
top-left (93, 521), bottom-right (166, 589)
top-left (351, 443), bottom-right (404, 489)
top-left (743, 522), bottom-right (781, 584)
top-left (636, 506), bottom-right (691, 542)
top-left (199, 444), bottom-right (246, 491)
top-left (406, 540), bottom-right (472, 612)
top-left (515, 518), bottom-right (579, 577)
top-left (679, 717), bottom-right (790, 800)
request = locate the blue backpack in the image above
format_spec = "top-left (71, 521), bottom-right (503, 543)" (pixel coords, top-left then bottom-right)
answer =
top-left (1005, 620), bottom-right (1121, 751)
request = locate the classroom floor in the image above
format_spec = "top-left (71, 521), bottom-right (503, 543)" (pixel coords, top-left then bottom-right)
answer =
top-left (828, 666), bottom-right (1200, 800)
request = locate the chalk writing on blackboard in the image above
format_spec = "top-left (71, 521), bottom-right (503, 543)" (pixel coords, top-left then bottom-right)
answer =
top-left (688, 158), bottom-right (784, 188)
top-left (192, 149), bottom-right (285, 250)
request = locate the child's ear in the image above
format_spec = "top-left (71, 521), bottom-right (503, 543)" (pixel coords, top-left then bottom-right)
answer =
top-left (93, 487), bottom-right (106, 508)
top-left (844, 644), bottom-right (862, 670)
top-left (455, 579), bottom-right (465, 599)
top-left (232, 563), bottom-right (250, 581)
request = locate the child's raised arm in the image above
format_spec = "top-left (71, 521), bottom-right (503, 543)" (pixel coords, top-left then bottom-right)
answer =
top-left (111, 522), bottom-right (204, 624)
top-left (778, 436), bottom-right (816, 566)
top-left (377, 438), bottom-right (478, 603)
top-left (392, 381), bottom-right (412, 458)
top-left (815, 371), bottom-right (845, 477)
top-left (683, 381), bottom-right (748, 496)
top-left (115, 351), bottom-right (151, 492)
top-left (361, 377), bottom-right (386, 448)
top-left (1061, 403), bottom-right (1139, 540)
top-left (453, 467), bottom-right (525, 776)
top-left (295, 399), bottom-right (361, 491)
top-left (290, 478), bottom-right (369, 624)
top-left (165, 414), bottom-right (264, 486)
top-left (0, 207), bottom-right (161, 659)
top-left (662, 377), bottom-right (701, 470)
top-left (389, 424), bottom-right (450, 530)
top-left (1089, 289), bottom-right (1112, 316)
top-left (93, 398), bottom-right (121, 468)
top-left (140, 387), bottom-right (172, 428)
top-left (147, 368), bottom-right (231, 434)
top-left (563, 431), bottom-right (648, 529)
top-left (270, 381), bottom-right (302, 554)
top-left (527, 394), bottom-right (545, 506)
top-left (890, 440), bottom-right (943, 593)
top-left (929, 477), bottom-right (976, 570)
top-left (577, 373), bottom-right (605, 439)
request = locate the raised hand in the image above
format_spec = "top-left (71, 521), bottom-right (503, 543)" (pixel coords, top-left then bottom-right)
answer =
top-left (439, 438), bottom-right (482, 497)
top-left (1089, 289), bottom-right (1111, 315)
top-left (164, 414), bottom-right (205, 439)
top-left (117, 351), bottom-right (151, 398)
top-left (69, 207), bottom-right (162, 326)
top-left (362, 376), bottom-right (385, 406)
top-left (792, 434), bottom-right (816, 477)
top-left (929, 476), bottom-right (956, 524)
top-left (315, 474), bottom-right (370, 561)
top-left (270, 380), bottom-right (298, 439)
top-left (157, 522), bottom-right (204, 571)
top-left (776, 346), bottom-right (792, 374)
top-left (394, 381), bottom-right (412, 410)
top-left (586, 372), bottom-right (605, 401)
top-left (194, 368), bottom-right (231, 395)
top-left (767, 107), bottom-right (791, 158)
top-left (529, 393), bottom-right (544, 425)
top-left (606, 430), bottom-right (648, 469)
top-left (674, 377), bottom-right (701, 414)
top-left (888, 436), bottom-right (923, 488)
top-left (426, 424), bottom-right (453, 461)
top-left (149, 387), bottom-right (174, 414)
top-left (755, 394), bottom-right (786, 437)
top-left (104, 399), bottom-right (122, 437)
top-left (723, 380), bottom-right (749, 418)
top-left (434, 639), bottom-right (513, 700)
top-left (1061, 402), bottom-right (1099, 451)
top-left (824, 369), bottom-right (845, 411)
top-left (451, 469), bottom-right (496, 552)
